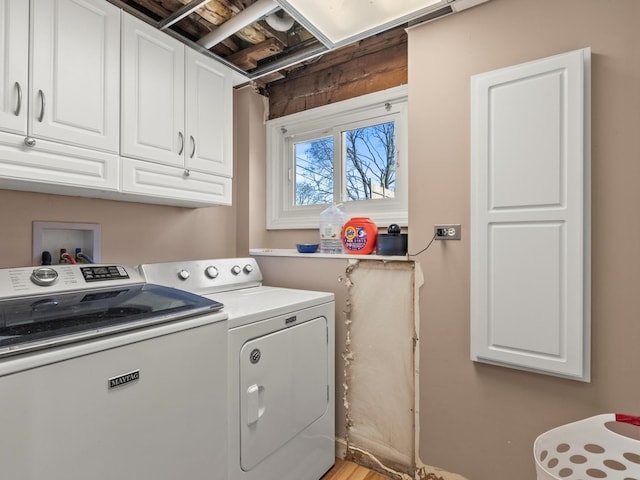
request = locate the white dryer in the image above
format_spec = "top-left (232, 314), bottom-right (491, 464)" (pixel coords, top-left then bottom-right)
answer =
top-left (140, 258), bottom-right (335, 480)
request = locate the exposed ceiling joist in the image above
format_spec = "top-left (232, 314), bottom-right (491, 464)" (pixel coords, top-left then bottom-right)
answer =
top-left (158, 0), bottom-right (210, 29)
top-left (109, 0), bottom-right (489, 83)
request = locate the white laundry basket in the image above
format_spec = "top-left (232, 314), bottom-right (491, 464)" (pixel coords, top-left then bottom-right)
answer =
top-left (534, 413), bottom-right (640, 480)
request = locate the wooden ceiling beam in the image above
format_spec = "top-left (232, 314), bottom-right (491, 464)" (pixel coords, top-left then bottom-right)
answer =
top-left (226, 37), bottom-right (283, 69)
top-left (265, 27), bottom-right (407, 119)
top-left (120, 0), bottom-right (209, 39)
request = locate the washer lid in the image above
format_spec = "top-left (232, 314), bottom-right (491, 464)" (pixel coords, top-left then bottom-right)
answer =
top-left (0, 284), bottom-right (223, 358)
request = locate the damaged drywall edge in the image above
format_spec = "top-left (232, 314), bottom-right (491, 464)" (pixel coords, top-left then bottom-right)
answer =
top-left (261, 88), bottom-right (270, 123)
top-left (348, 446), bottom-right (414, 480)
top-left (414, 465), bottom-right (469, 480)
top-left (339, 259), bottom-right (358, 450)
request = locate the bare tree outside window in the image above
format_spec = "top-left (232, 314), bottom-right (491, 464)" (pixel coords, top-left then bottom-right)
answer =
top-left (345, 122), bottom-right (396, 201)
top-left (294, 121), bottom-right (395, 206)
top-left (295, 137), bottom-right (334, 205)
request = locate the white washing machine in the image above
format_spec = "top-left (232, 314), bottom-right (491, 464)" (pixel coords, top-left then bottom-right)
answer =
top-left (140, 258), bottom-right (335, 480)
top-left (0, 263), bottom-right (228, 480)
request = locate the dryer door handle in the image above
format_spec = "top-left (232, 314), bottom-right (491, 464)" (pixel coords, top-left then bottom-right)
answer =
top-left (246, 384), bottom-right (265, 425)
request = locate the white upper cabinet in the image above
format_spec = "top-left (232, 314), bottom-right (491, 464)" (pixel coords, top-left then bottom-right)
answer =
top-left (0, 1), bottom-right (233, 207)
top-left (0, 0), bottom-right (28, 135)
top-left (30, 0), bottom-right (121, 153)
top-left (121, 13), bottom-right (185, 167)
top-left (122, 14), bottom-right (233, 178)
top-left (185, 48), bottom-right (233, 177)
top-left (120, 13), bottom-right (233, 206)
top-left (0, 0), bottom-right (119, 194)
top-left (470, 48), bottom-right (591, 381)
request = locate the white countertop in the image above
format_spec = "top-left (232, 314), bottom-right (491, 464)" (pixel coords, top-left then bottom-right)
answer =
top-left (249, 248), bottom-right (410, 261)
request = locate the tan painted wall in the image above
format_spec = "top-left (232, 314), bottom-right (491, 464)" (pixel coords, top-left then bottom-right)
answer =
top-left (408, 0), bottom-right (640, 478)
top-left (0, 189), bottom-right (236, 268)
top-left (234, 86), bottom-right (266, 255)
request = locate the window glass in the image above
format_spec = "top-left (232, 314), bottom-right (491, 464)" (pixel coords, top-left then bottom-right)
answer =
top-left (294, 136), bottom-right (334, 206)
top-left (344, 121), bottom-right (396, 202)
top-left (266, 85), bottom-right (407, 229)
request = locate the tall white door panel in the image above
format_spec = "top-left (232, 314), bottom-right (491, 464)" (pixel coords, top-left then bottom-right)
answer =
top-left (0, 0), bottom-right (28, 135)
top-left (31, 0), bottom-right (120, 153)
top-left (121, 13), bottom-right (185, 167)
top-left (470, 48), bottom-right (591, 381)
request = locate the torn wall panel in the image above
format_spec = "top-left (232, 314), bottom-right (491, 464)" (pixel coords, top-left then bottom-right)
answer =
top-left (344, 260), bottom-right (417, 474)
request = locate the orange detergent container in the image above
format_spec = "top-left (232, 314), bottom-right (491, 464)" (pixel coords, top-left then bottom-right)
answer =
top-left (341, 217), bottom-right (378, 254)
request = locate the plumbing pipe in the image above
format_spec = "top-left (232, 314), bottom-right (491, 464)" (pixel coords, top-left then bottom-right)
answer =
top-left (60, 250), bottom-right (76, 264)
top-left (77, 252), bottom-right (95, 264)
top-left (41, 251), bottom-right (52, 266)
top-left (197, 0), bottom-right (280, 49)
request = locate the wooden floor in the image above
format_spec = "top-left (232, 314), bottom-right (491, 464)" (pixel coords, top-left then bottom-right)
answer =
top-left (321, 458), bottom-right (390, 480)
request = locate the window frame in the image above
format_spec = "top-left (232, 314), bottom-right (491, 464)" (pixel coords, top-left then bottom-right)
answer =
top-left (266, 85), bottom-right (408, 230)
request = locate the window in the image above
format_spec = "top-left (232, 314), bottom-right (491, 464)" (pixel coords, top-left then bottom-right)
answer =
top-left (267, 85), bottom-right (408, 229)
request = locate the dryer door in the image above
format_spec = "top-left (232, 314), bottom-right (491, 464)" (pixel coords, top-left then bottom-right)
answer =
top-left (239, 316), bottom-right (328, 471)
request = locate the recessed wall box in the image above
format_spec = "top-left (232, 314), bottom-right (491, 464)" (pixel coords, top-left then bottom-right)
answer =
top-left (32, 222), bottom-right (102, 266)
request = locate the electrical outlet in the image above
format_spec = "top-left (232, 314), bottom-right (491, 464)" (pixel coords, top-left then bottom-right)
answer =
top-left (434, 224), bottom-right (461, 240)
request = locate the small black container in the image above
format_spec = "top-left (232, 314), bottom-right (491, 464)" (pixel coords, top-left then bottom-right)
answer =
top-left (376, 224), bottom-right (408, 256)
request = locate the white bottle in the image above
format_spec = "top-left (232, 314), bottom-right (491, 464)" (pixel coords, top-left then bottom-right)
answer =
top-left (319, 204), bottom-right (346, 254)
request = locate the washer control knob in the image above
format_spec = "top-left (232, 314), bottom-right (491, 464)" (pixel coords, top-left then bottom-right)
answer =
top-left (178, 269), bottom-right (190, 280)
top-left (30, 267), bottom-right (58, 286)
top-left (243, 264), bottom-right (254, 274)
top-left (205, 266), bottom-right (219, 279)
top-left (231, 265), bottom-right (242, 275)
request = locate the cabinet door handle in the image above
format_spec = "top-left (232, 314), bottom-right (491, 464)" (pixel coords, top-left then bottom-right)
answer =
top-left (178, 131), bottom-right (184, 155)
top-left (37, 90), bottom-right (45, 123)
top-left (14, 82), bottom-right (22, 116)
top-left (190, 136), bottom-right (196, 158)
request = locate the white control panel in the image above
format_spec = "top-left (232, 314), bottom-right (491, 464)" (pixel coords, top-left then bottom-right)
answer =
top-left (0, 264), bottom-right (144, 299)
top-left (140, 258), bottom-right (263, 295)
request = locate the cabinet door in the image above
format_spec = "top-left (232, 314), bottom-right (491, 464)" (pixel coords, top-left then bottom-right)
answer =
top-left (0, 0), bottom-right (28, 135)
top-left (470, 48), bottom-right (590, 381)
top-left (185, 49), bottom-right (233, 177)
top-left (121, 13), bottom-right (185, 168)
top-left (31, 0), bottom-right (120, 153)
